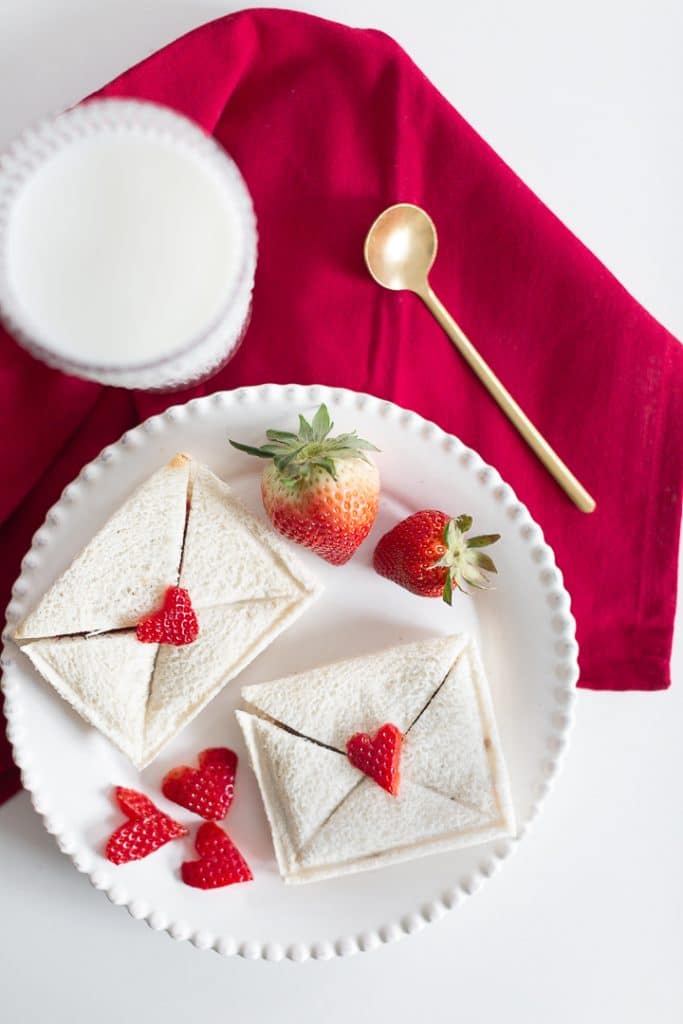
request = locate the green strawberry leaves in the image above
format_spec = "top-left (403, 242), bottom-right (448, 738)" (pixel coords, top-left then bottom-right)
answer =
top-left (227, 440), bottom-right (276, 460)
top-left (229, 404), bottom-right (379, 484)
top-left (265, 429), bottom-right (299, 444)
top-left (311, 403), bottom-right (332, 439)
top-left (436, 515), bottom-right (501, 602)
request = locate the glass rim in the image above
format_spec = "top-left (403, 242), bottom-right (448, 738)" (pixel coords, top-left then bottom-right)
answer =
top-left (0, 98), bottom-right (257, 377)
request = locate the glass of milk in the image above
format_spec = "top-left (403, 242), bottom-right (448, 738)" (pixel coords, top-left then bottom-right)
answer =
top-left (0, 100), bottom-right (256, 390)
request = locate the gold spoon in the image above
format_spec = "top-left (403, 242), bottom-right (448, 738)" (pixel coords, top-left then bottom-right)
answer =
top-left (364, 203), bottom-right (596, 513)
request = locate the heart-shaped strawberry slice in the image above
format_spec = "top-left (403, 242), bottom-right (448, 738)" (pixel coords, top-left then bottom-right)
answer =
top-left (346, 723), bottom-right (403, 796)
top-left (105, 786), bottom-right (188, 865)
top-left (136, 586), bottom-right (199, 646)
top-left (114, 787), bottom-right (160, 819)
top-left (181, 822), bottom-right (253, 889)
top-left (162, 748), bottom-right (237, 821)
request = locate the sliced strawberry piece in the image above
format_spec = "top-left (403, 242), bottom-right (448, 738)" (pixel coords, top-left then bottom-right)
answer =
top-left (199, 748), bottom-right (237, 771)
top-left (136, 586), bottom-right (199, 646)
top-left (181, 823), bottom-right (252, 889)
top-left (193, 820), bottom-right (242, 858)
top-left (346, 723), bottom-right (403, 796)
top-left (114, 786), bottom-right (160, 819)
top-left (105, 786), bottom-right (188, 865)
top-left (106, 816), bottom-right (187, 865)
top-left (161, 747), bottom-right (237, 821)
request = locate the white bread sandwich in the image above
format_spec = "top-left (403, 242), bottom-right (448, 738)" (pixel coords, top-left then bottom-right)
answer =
top-left (15, 454), bottom-right (191, 640)
top-left (237, 635), bottom-right (515, 884)
top-left (14, 455), bottom-right (321, 768)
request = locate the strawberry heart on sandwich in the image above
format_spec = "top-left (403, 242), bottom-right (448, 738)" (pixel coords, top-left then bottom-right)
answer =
top-left (105, 786), bottom-right (188, 864)
top-left (346, 723), bottom-right (403, 796)
top-left (181, 822), bottom-right (253, 889)
top-left (136, 585), bottom-right (199, 645)
top-left (162, 747), bottom-right (237, 821)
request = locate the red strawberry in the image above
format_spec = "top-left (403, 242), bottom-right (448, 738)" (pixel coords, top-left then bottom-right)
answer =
top-left (114, 787), bottom-right (160, 819)
top-left (230, 403), bottom-right (380, 565)
top-left (346, 723), bottom-right (403, 796)
top-left (162, 747), bottom-right (237, 821)
top-left (105, 786), bottom-right (188, 865)
top-left (181, 822), bottom-right (253, 889)
top-left (136, 586), bottom-right (199, 645)
top-left (374, 511), bottom-right (500, 603)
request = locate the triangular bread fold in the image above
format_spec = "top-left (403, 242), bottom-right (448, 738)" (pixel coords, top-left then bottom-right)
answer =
top-left (402, 643), bottom-right (515, 833)
top-left (237, 711), bottom-right (361, 877)
top-left (21, 632), bottom-right (157, 767)
top-left (15, 455), bottom-right (190, 639)
top-left (241, 635), bottom-right (466, 752)
top-left (294, 778), bottom-right (490, 883)
top-left (179, 463), bottom-right (320, 608)
top-left (142, 597), bottom-right (314, 766)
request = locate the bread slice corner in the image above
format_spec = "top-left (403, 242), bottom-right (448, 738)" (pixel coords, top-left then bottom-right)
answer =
top-left (20, 631), bottom-right (158, 767)
top-left (15, 454), bottom-right (191, 641)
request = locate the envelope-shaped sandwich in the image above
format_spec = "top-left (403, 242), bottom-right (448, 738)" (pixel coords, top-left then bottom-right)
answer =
top-left (14, 454), bottom-right (320, 768)
top-left (237, 634), bottom-right (515, 884)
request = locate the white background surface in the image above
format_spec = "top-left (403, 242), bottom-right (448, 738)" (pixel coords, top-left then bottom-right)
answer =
top-left (0, 2), bottom-right (681, 1022)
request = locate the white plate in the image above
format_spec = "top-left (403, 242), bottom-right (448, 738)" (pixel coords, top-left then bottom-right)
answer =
top-left (1, 384), bottom-right (578, 962)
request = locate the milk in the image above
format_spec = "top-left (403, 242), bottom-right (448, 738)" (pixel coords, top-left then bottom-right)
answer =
top-left (0, 103), bottom-right (256, 389)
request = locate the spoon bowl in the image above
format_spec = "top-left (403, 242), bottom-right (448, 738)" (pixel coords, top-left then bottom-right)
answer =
top-left (364, 203), bottom-right (437, 294)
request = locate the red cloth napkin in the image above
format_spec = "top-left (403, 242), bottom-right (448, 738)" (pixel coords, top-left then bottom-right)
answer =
top-left (1, 9), bottom-right (681, 804)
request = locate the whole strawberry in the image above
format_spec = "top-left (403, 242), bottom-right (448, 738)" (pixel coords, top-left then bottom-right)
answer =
top-left (374, 511), bottom-right (500, 603)
top-left (230, 404), bottom-right (379, 565)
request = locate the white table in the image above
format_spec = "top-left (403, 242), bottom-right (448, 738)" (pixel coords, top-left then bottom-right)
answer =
top-left (1, 3), bottom-right (681, 1022)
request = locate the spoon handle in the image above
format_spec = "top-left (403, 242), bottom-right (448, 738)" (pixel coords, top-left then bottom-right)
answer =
top-left (421, 285), bottom-right (596, 513)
